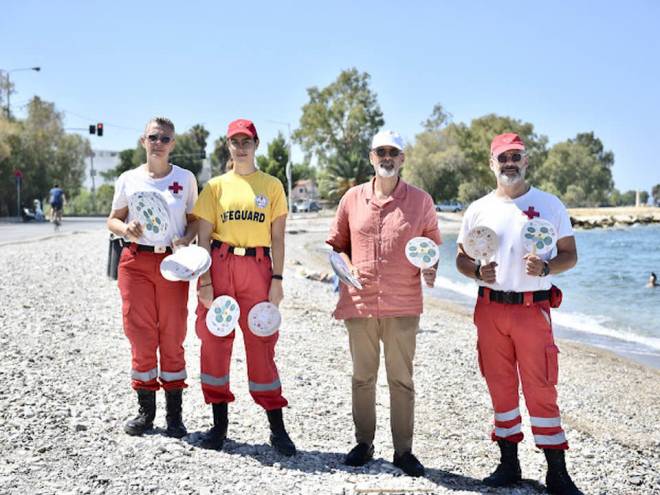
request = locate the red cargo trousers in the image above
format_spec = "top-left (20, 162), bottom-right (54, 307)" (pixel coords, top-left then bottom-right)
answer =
top-left (195, 243), bottom-right (287, 410)
top-left (474, 290), bottom-right (568, 450)
top-left (118, 245), bottom-right (189, 391)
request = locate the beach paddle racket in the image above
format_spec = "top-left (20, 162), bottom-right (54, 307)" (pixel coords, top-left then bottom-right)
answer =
top-left (206, 295), bottom-right (240, 337)
top-left (248, 302), bottom-right (282, 337)
top-left (464, 226), bottom-right (499, 264)
top-left (329, 252), bottom-right (363, 290)
top-left (128, 191), bottom-right (172, 244)
top-left (160, 245), bottom-right (211, 282)
top-left (521, 218), bottom-right (557, 255)
top-left (405, 237), bottom-right (440, 269)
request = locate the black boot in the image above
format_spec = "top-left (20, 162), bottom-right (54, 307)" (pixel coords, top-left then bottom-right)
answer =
top-left (267, 408), bottom-right (296, 456)
top-left (124, 389), bottom-right (156, 436)
top-left (544, 449), bottom-right (583, 495)
top-left (483, 440), bottom-right (522, 487)
top-left (200, 403), bottom-right (228, 450)
top-left (164, 389), bottom-right (187, 438)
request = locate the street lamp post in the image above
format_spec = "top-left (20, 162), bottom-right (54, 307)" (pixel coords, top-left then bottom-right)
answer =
top-left (3, 66), bottom-right (41, 119)
top-left (267, 120), bottom-right (293, 215)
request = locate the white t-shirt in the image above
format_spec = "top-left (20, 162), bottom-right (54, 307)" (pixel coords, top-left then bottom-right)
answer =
top-left (457, 187), bottom-right (573, 292)
top-left (111, 164), bottom-right (198, 246)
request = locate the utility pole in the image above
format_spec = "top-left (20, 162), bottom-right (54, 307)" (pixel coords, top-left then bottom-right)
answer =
top-left (90, 151), bottom-right (97, 213)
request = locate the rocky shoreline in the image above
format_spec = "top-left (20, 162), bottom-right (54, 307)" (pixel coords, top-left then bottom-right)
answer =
top-left (0, 229), bottom-right (658, 494)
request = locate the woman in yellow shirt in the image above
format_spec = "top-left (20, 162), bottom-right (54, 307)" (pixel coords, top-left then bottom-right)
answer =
top-left (193, 119), bottom-right (295, 456)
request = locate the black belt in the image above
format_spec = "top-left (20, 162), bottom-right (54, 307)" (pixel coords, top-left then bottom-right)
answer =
top-left (211, 240), bottom-right (270, 257)
top-left (478, 286), bottom-right (550, 304)
top-left (123, 242), bottom-right (172, 254)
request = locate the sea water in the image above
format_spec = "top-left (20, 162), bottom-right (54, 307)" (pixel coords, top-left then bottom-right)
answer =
top-left (430, 224), bottom-right (660, 369)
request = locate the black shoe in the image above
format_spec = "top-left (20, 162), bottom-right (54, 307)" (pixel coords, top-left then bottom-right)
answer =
top-left (200, 403), bottom-right (228, 450)
top-left (344, 443), bottom-right (374, 467)
top-left (164, 389), bottom-right (187, 438)
top-left (267, 408), bottom-right (296, 456)
top-left (393, 451), bottom-right (425, 477)
top-left (545, 449), bottom-right (583, 495)
top-left (124, 389), bottom-right (156, 436)
top-left (483, 440), bottom-right (522, 487)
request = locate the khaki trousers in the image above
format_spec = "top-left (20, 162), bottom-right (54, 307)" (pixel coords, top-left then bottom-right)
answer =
top-left (345, 316), bottom-right (419, 454)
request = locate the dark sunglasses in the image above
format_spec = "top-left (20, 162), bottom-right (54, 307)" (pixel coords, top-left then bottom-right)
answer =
top-left (497, 153), bottom-right (523, 163)
top-left (146, 134), bottom-right (173, 144)
top-left (373, 148), bottom-right (401, 158)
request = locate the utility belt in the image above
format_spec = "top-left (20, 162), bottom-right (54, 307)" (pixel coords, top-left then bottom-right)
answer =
top-left (478, 286), bottom-right (562, 308)
top-left (211, 240), bottom-right (270, 258)
top-left (122, 241), bottom-right (172, 254)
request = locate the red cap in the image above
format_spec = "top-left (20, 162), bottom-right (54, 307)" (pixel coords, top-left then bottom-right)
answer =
top-left (227, 119), bottom-right (258, 140)
top-left (490, 133), bottom-right (525, 157)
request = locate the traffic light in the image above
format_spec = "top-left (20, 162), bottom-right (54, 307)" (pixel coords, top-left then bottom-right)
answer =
top-left (97, 123), bottom-right (104, 137)
top-left (89, 125), bottom-right (96, 135)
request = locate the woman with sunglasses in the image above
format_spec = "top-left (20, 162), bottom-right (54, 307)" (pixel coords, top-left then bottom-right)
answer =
top-left (193, 118), bottom-right (295, 456)
top-left (107, 117), bottom-right (198, 439)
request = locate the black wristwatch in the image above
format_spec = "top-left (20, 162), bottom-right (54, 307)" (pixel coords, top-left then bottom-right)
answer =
top-left (272, 274), bottom-right (283, 281)
top-left (474, 261), bottom-right (482, 280)
top-left (540, 261), bottom-right (550, 277)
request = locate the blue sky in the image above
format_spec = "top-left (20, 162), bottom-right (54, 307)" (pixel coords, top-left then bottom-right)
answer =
top-left (3, 0), bottom-right (659, 192)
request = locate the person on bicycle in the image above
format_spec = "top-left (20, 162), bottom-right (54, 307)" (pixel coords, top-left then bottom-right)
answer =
top-left (49, 184), bottom-right (66, 223)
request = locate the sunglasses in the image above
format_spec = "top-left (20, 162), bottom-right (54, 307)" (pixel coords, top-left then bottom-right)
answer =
top-left (373, 148), bottom-right (401, 158)
top-left (497, 153), bottom-right (523, 163)
top-left (146, 134), bottom-right (173, 144)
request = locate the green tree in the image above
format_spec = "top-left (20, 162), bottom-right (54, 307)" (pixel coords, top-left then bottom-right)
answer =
top-left (652, 184), bottom-right (660, 205)
top-left (210, 136), bottom-right (230, 175)
top-left (450, 114), bottom-right (549, 202)
top-left (639, 191), bottom-right (649, 205)
top-left (619, 190), bottom-right (636, 206)
top-left (101, 148), bottom-right (141, 181)
top-left (403, 104), bottom-right (468, 202)
top-left (0, 97), bottom-right (90, 215)
top-left (535, 133), bottom-right (614, 206)
top-left (293, 68), bottom-right (384, 200)
top-left (257, 132), bottom-right (289, 188)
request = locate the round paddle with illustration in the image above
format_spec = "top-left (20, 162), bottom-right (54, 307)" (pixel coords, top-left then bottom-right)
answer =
top-left (404, 237), bottom-right (440, 269)
top-left (463, 226), bottom-right (499, 264)
top-left (128, 191), bottom-right (172, 244)
top-left (248, 302), bottom-right (282, 337)
top-left (206, 295), bottom-right (240, 337)
top-left (160, 245), bottom-right (211, 282)
top-left (521, 218), bottom-right (557, 256)
top-left (329, 251), bottom-right (363, 290)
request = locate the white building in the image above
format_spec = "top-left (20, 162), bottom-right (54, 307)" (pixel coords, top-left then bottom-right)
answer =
top-left (84, 149), bottom-right (120, 190)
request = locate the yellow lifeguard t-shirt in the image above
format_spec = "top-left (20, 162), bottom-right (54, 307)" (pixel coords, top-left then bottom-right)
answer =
top-left (193, 169), bottom-right (287, 247)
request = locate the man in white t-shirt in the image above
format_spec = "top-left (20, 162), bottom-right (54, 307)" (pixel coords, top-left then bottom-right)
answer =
top-left (456, 133), bottom-right (581, 494)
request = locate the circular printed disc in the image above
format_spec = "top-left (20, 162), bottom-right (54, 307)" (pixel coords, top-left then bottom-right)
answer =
top-left (206, 295), bottom-right (240, 337)
top-left (521, 218), bottom-right (557, 255)
top-left (160, 245), bottom-right (211, 282)
top-left (328, 252), bottom-right (363, 290)
top-left (464, 226), bottom-right (499, 262)
top-left (129, 191), bottom-right (172, 244)
top-left (405, 237), bottom-right (440, 269)
top-left (247, 302), bottom-right (282, 337)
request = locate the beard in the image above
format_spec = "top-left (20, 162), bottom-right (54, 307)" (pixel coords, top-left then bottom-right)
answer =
top-left (497, 167), bottom-right (525, 186)
top-left (377, 163), bottom-right (398, 178)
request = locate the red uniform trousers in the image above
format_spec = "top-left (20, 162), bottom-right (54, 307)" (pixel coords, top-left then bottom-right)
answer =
top-left (195, 243), bottom-right (287, 411)
top-left (118, 245), bottom-right (189, 391)
top-left (474, 290), bottom-right (568, 450)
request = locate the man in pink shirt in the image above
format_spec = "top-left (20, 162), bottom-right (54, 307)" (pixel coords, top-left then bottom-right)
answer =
top-left (326, 130), bottom-right (441, 477)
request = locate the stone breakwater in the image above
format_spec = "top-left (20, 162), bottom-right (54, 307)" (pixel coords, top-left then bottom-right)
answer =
top-left (0, 230), bottom-right (658, 494)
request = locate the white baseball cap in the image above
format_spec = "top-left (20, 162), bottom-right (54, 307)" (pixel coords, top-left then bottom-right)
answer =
top-left (371, 130), bottom-right (404, 151)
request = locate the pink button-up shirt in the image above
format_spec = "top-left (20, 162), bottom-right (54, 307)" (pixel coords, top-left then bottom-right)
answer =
top-left (326, 178), bottom-right (442, 320)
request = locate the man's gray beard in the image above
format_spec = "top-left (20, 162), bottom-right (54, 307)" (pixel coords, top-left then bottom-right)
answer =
top-left (377, 166), bottom-right (397, 178)
top-left (498, 170), bottom-right (525, 186)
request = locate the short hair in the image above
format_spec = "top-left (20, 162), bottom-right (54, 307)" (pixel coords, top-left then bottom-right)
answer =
top-left (145, 117), bottom-right (175, 135)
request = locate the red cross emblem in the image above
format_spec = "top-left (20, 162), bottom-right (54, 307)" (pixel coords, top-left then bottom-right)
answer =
top-left (522, 206), bottom-right (540, 219)
top-left (169, 182), bottom-right (183, 194)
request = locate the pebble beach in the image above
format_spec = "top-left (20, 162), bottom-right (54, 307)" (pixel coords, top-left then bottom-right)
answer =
top-left (0, 223), bottom-right (659, 494)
